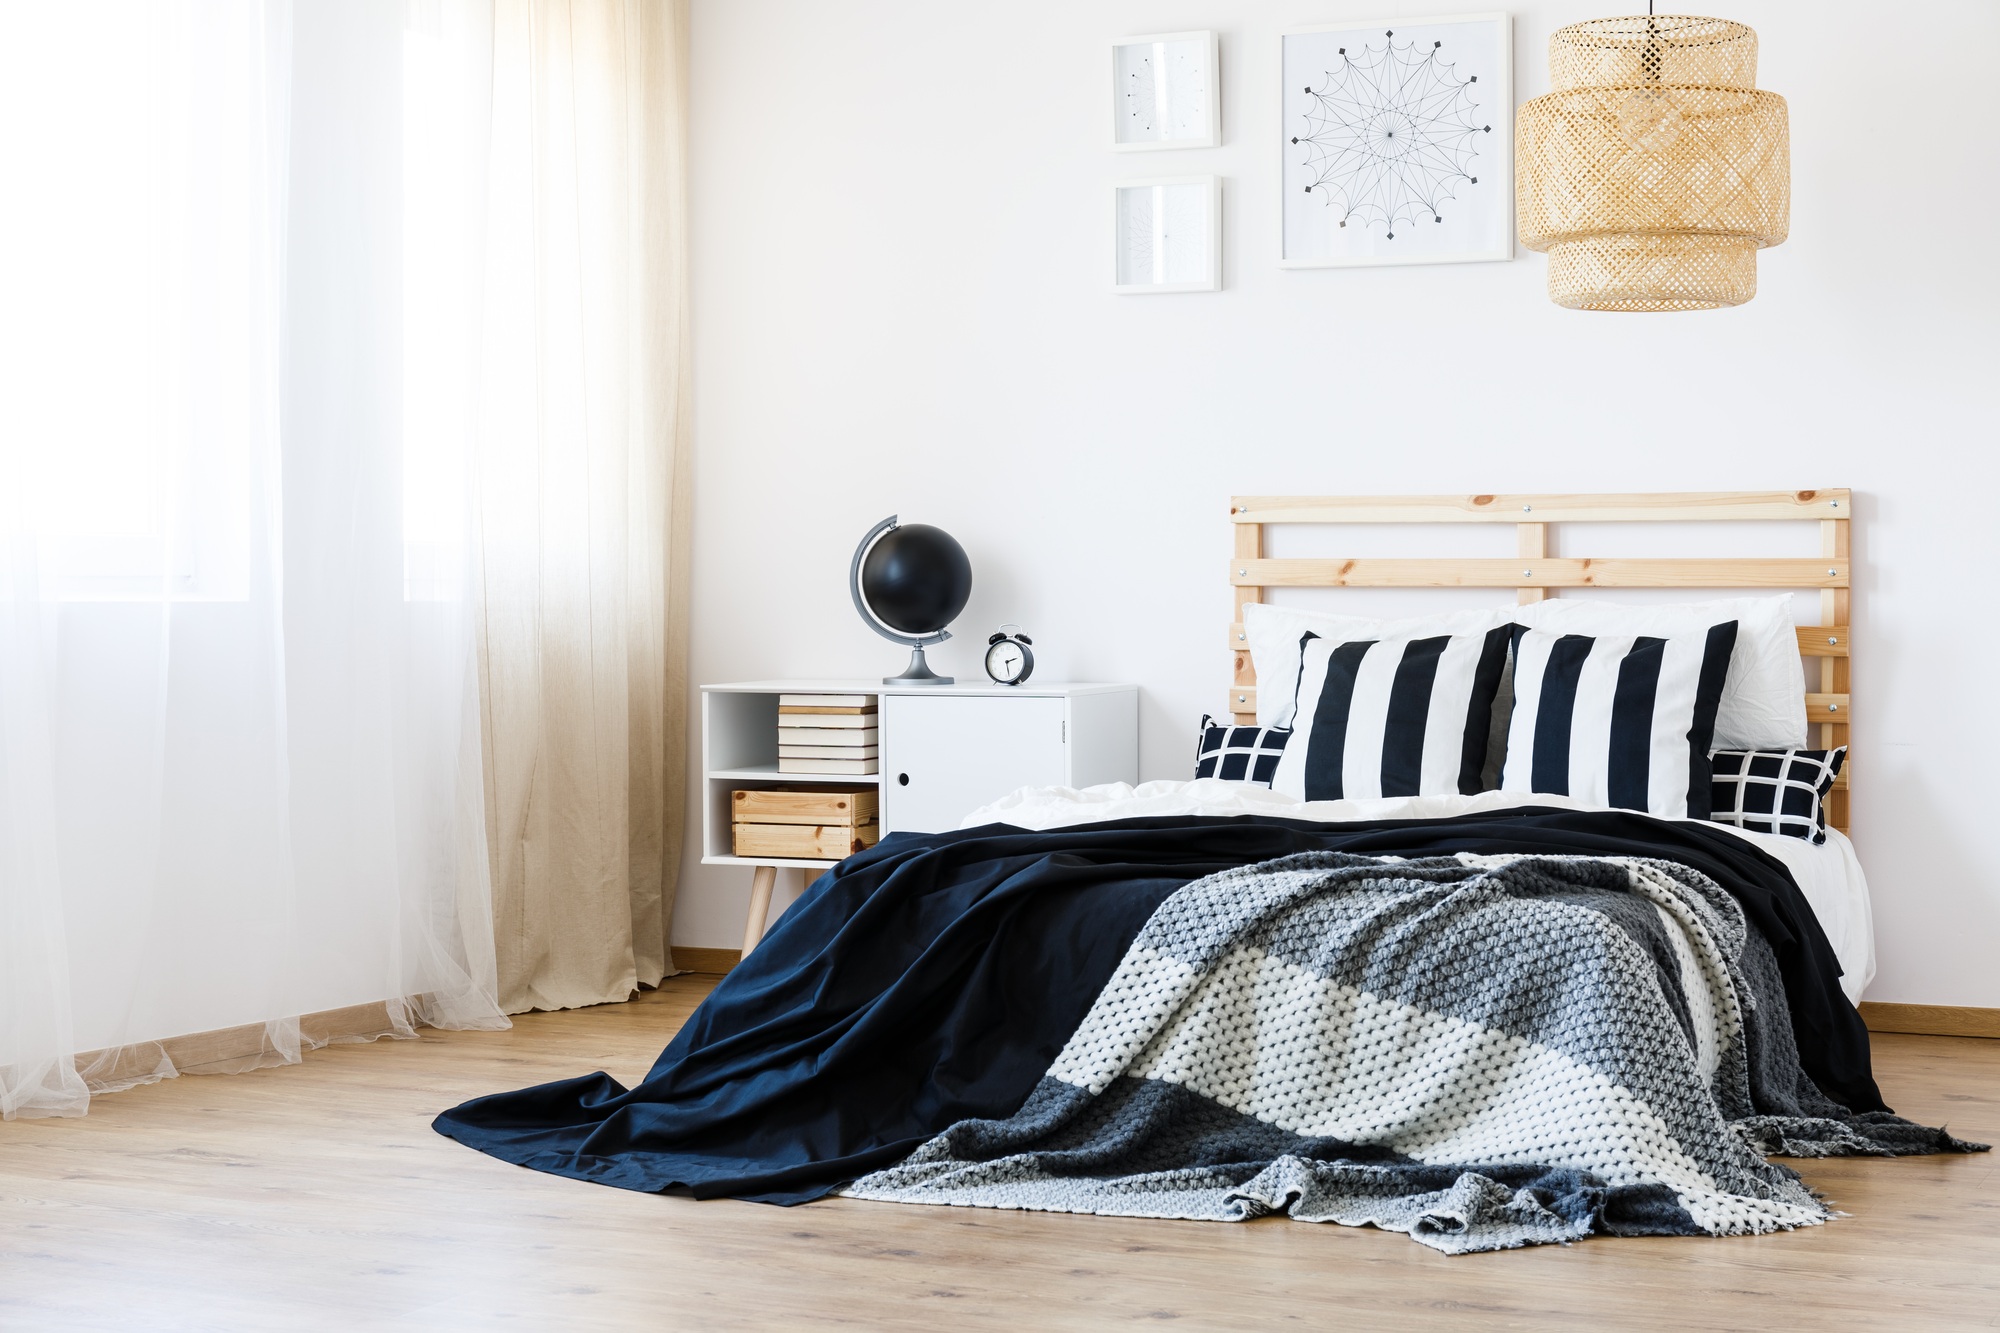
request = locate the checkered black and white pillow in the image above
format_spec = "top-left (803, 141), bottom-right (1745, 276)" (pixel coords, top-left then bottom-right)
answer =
top-left (1709, 747), bottom-right (1847, 844)
top-left (1194, 715), bottom-right (1290, 785)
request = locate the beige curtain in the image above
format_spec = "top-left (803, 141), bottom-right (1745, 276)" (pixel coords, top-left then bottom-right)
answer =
top-left (475, 0), bottom-right (693, 1012)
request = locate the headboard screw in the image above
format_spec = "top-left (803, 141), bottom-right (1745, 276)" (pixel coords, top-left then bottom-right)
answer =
top-left (1828, 636), bottom-right (1839, 644)
top-left (1522, 504), bottom-right (1532, 512)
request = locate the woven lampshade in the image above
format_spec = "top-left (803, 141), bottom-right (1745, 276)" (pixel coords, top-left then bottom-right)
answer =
top-left (1517, 16), bottom-right (1789, 311)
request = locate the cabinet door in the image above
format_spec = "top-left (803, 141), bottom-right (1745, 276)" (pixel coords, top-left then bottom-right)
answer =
top-left (883, 695), bottom-right (1067, 834)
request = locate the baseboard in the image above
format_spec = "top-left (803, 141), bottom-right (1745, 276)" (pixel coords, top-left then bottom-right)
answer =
top-left (76, 998), bottom-right (412, 1086)
top-left (1859, 1002), bottom-right (2000, 1040)
top-left (673, 947), bottom-right (741, 975)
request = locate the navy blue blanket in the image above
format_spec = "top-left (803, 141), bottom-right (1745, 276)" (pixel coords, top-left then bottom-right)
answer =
top-left (433, 810), bottom-right (1884, 1204)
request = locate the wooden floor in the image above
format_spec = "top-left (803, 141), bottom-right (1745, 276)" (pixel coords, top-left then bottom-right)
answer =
top-left (5, 977), bottom-right (1999, 1332)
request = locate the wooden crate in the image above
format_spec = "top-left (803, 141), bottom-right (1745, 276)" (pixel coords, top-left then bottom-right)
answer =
top-left (733, 820), bottom-right (880, 859)
top-left (732, 786), bottom-right (877, 826)
top-left (733, 785), bottom-right (879, 860)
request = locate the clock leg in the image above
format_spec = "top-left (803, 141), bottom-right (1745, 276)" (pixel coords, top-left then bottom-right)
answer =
top-left (741, 864), bottom-right (777, 958)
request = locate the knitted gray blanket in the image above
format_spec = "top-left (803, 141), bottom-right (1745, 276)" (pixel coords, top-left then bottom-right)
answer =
top-left (842, 852), bottom-right (1981, 1253)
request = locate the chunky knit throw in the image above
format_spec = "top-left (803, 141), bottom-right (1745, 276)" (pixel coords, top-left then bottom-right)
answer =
top-left (843, 851), bottom-right (1982, 1253)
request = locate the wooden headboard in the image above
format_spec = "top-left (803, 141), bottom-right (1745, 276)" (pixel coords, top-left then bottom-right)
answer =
top-left (1228, 491), bottom-right (1851, 832)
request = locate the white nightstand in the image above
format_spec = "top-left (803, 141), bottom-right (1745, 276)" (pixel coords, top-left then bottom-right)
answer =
top-left (701, 679), bottom-right (1139, 954)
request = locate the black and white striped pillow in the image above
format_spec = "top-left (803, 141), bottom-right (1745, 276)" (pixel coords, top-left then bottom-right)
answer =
top-left (1710, 747), bottom-right (1846, 843)
top-left (1193, 715), bottom-right (1290, 784)
top-left (1271, 628), bottom-right (1512, 801)
top-left (1500, 622), bottom-right (1738, 819)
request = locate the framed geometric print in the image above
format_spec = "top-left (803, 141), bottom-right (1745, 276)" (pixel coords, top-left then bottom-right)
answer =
top-left (1279, 14), bottom-right (1512, 268)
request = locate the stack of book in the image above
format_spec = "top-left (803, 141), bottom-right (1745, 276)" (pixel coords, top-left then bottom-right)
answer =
top-left (777, 693), bottom-right (878, 774)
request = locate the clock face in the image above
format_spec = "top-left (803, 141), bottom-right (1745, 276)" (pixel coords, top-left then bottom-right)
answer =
top-left (986, 640), bottom-right (1027, 682)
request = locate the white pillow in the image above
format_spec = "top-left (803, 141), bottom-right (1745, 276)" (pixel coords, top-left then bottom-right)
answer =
top-left (1512, 596), bottom-right (1806, 750)
top-left (1243, 603), bottom-right (1515, 728)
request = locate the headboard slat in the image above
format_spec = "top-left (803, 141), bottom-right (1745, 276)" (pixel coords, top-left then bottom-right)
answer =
top-left (1231, 490), bottom-right (1848, 524)
top-left (1232, 557), bottom-right (1847, 590)
top-left (1232, 624), bottom-right (1851, 655)
top-left (1797, 627), bottom-right (1850, 656)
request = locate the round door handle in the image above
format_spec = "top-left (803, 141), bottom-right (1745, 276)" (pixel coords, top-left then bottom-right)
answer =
top-left (897, 773), bottom-right (910, 786)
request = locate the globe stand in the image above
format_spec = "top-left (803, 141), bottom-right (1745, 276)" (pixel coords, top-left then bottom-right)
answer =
top-left (886, 642), bottom-right (951, 686)
top-left (850, 515), bottom-right (969, 688)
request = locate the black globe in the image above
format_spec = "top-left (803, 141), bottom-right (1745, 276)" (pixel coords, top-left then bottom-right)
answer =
top-left (860, 523), bottom-right (972, 635)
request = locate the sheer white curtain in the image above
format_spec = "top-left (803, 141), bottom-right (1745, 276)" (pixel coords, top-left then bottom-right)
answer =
top-left (0, 0), bottom-right (510, 1119)
top-left (1, 0), bottom-right (693, 1116)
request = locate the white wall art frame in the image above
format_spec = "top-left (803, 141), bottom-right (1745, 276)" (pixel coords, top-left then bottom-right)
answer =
top-left (1279, 13), bottom-right (1512, 268)
top-left (1111, 31), bottom-right (1220, 150)
top-left (1111, 176), bottom-right (1220, 294)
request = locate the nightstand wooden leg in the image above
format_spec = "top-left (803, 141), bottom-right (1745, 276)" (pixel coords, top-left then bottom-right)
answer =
top-left (741, 864), bottom-right (778, 957)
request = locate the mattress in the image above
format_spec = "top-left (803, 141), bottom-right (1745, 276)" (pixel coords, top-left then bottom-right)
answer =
top-left (962, 779), bottom-right (1876, 1005)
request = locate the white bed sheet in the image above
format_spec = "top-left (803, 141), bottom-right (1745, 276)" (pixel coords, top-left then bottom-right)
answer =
top-left (961, 780), bottom-right (1875, 1004)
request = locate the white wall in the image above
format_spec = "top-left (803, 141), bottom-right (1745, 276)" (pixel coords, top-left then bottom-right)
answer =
top-left (677, 0), bottom-right (2000, 1008)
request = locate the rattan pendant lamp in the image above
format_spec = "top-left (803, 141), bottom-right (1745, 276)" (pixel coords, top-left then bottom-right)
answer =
top-left (1516, 7), bottom-right (1789, 310)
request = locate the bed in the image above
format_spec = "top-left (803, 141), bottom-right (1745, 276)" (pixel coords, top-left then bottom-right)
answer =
top-left (435, 490), bottom-right (1982, 1254)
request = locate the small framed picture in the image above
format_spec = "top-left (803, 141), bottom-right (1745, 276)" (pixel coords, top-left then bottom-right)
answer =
top-left (1111, 31), bottom-right (1219, 150)
top-left (1279, 13), bottom-right (1512, 268)
top-left (1112, 176), bottom-right (1220, 294)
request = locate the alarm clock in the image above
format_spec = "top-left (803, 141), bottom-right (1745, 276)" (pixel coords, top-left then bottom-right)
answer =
top-left (983, 625), bottom-right (1035, 685)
